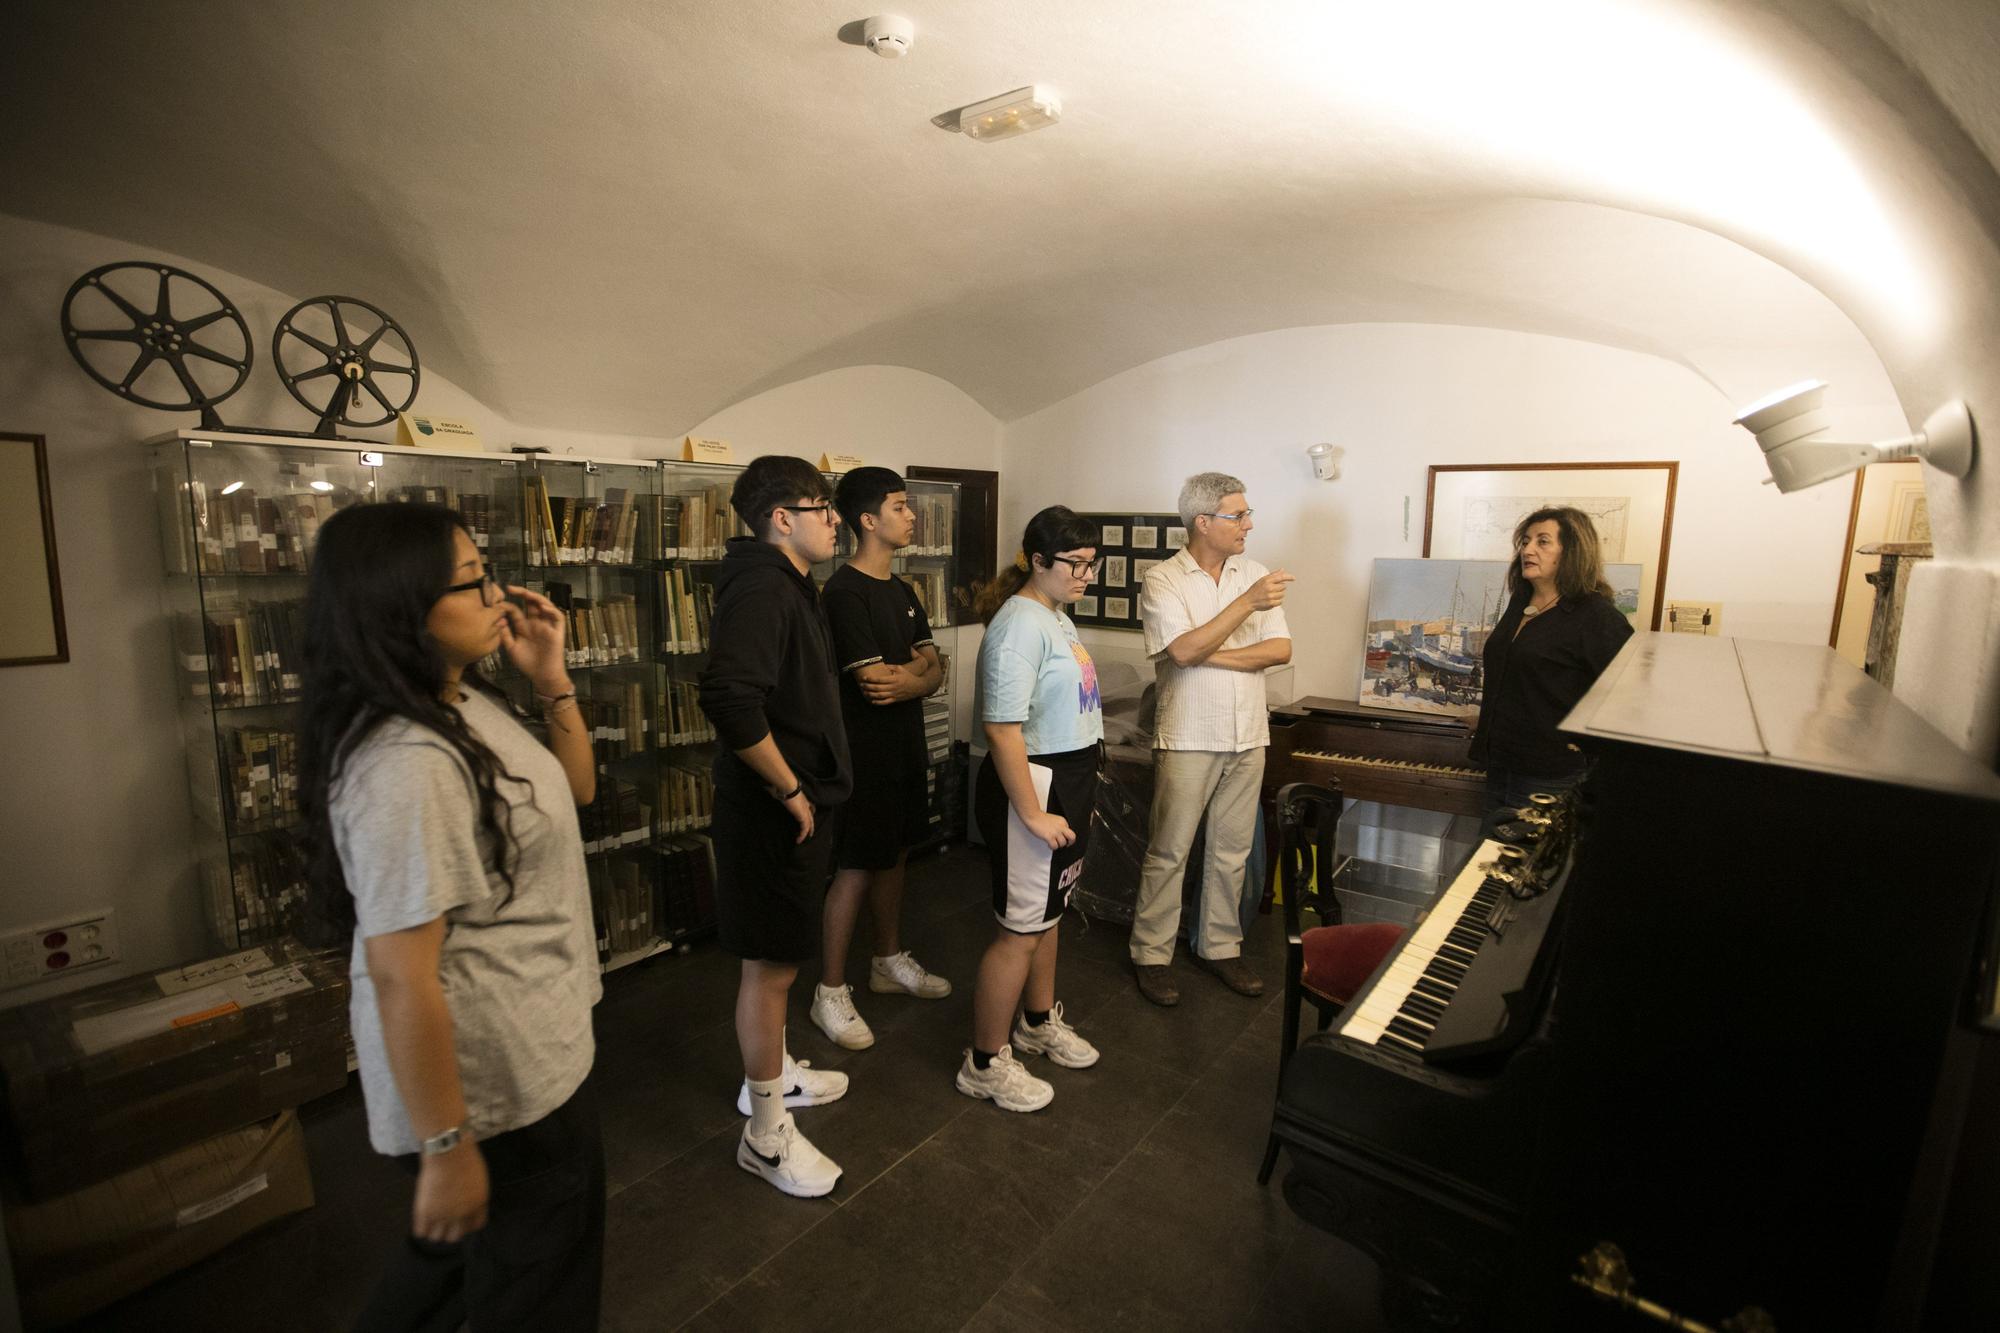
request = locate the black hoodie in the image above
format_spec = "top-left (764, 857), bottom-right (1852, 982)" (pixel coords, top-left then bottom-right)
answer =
top-left (697, 537), bottom-right (853, 807)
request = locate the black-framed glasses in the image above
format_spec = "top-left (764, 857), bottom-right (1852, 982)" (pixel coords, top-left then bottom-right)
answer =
top-left (780, 504), bottom-right (839, 523)
top-left (441, 572), bottom-right (503, 605)
top-left (1052, 556), bottom-right (1103, 578)
top-left (1204, 509), bottom-right (1254, 524)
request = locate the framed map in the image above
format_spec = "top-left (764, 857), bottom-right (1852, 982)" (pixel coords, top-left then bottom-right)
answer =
top-left (1424, 462), bottom-right (1677, 631)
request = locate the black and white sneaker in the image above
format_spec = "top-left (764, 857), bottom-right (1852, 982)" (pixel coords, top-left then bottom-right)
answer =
top-left (735, 1054), bottom-right (850, 1116)
top-left (737, 1113), bottom-right (842, 1198)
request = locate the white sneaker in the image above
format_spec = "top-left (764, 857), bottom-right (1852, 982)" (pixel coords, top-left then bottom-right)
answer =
top-left (734, 1053), bottom-right (850, 1116)
top-left (811, 983), bottom-right (875, 1050)
top-left (1011, 1002), bottom-right (1100, 1070)
top-left (955, 1044), bottom-right (1054, 1113)
top-left (737, 1114), bottom-right (842, 1198)
top-left (869, 951), bottom-right (953, 999)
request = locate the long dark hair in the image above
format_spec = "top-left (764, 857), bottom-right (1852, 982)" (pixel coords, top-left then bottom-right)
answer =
top-left (1507, 505), bottom-right (1616, 603)
top-left (297, 502), bottom-right (528, 944)
top-left (973, 505), bottom-right (1101, 620)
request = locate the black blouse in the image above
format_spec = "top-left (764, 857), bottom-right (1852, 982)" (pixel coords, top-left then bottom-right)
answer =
top-left (1468, 590), bottom-right (1633, 776)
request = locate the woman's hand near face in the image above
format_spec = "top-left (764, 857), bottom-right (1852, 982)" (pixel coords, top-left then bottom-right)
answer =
top-left (499, 585), bottom-right (571, 692)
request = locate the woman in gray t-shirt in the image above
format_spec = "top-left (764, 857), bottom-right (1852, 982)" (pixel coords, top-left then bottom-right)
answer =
top-left (297, 502), bottom-right (604, 1329)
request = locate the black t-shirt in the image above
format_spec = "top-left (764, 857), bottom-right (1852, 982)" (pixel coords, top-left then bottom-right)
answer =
top-left (1469, 589), bottom-right (1633, 776)
top-left (821, 562), bottom-right (935, 772)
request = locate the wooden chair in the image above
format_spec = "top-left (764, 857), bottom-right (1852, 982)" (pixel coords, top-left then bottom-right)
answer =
top-left (1258, 781), bottom-right (1408, 1185)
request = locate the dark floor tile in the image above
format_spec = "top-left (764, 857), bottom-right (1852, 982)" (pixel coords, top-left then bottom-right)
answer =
top-left (1068, 971), bottom-right (1268, 1083)
top-left (600, 1126), bottom-right (836, 1332)
top-left (696, 1147), bottom-right (1041, 1333)
top-left (599, 1021), bottom-right (755, 1195)
top-left (1251, 1223), bottom-right (1391, 1333)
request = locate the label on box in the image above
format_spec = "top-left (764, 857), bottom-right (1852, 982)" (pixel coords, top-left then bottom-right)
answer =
top-left (176, 1172), bottom-right (270, 1228)
top-left (157, 947), bottom-right (274, 996)
top-left (235, 964), bottom-right (312, 1005)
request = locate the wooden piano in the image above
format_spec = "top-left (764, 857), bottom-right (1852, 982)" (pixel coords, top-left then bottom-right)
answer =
top-left (1264, 695), bottom-right (1484, 817)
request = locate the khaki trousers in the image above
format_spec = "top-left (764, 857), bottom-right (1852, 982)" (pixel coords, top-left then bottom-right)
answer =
top-left (1128, 747), bottom-right (1265, 965)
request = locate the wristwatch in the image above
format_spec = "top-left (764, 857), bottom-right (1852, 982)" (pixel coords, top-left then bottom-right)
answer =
top-left (419, 1124), bottom-right (466, 1157)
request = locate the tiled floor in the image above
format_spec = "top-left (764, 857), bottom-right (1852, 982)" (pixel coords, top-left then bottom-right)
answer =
top-left (70, 844), bottom-right (1390, 1332)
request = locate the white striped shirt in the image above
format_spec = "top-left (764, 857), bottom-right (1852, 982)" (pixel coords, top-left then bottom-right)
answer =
top-left (1140, 549), bottom-right (1290, 752)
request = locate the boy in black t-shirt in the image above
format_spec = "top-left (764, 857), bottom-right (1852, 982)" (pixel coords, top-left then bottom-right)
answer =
top-left (811, 468), bottom-right (951, 1051)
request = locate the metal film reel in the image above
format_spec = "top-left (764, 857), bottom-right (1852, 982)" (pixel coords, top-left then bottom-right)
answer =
top-left (272, 296), bottom-right (421, 437)
top-left (60, 262), bottom-right (253, 428)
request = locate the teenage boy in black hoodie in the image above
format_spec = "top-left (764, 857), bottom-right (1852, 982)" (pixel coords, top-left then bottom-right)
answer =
top-left (698, 455), bottom-right (854, 1198)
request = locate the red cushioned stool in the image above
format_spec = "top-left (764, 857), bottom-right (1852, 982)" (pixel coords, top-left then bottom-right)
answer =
top-left (1258, 781), bottom-right (1407, 1185)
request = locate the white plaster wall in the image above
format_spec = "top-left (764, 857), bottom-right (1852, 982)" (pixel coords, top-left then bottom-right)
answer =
top-left (999, 323), bottom-right (1904, 703)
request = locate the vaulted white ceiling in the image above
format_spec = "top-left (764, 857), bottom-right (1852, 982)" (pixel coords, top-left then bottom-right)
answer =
top-left (4, 0), bottom-right (1996, 433)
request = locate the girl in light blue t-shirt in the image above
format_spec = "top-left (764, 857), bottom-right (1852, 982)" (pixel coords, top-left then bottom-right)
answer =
top-left (957, 506), bottom-right (1108, 1114)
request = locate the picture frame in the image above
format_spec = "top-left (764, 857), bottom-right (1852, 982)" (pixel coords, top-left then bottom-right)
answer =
top-left (0, 432), bottom-right (69, 667)
top-left (1829, 460), bottom-right (1927, 668)
top-left (1424, 462), bottom-right (1677, 630)
top-left (1068, 511), bottom-right (1181, 630)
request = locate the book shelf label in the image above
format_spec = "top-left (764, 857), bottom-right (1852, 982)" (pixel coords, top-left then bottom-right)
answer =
top-left (396, 413), bottom-right (484, 450)
top-left (680, 436), bottom-right (733, 463)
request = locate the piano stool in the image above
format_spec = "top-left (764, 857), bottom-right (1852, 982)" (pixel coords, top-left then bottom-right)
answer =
top-left (1260, 781), bottom-right (1407, 1186)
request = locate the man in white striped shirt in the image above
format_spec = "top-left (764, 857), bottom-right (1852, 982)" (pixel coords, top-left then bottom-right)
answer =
top-left (1130, 473), bottom-right (1294, 1006)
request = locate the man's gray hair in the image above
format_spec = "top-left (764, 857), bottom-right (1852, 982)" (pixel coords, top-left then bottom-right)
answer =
top-left (1178, 472), bottom-right (1246, 531)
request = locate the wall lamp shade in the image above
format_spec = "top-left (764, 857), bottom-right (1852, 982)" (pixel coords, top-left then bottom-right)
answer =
top-left (1732, 380), bottom-right (1976, 493)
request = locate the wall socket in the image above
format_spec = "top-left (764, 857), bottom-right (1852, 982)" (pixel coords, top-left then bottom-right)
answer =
top-left (1, 910), bottom-right (119, 990)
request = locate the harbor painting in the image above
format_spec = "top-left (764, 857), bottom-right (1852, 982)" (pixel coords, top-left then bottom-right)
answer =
top-left (1360, 559), bottom-right (1643, 717)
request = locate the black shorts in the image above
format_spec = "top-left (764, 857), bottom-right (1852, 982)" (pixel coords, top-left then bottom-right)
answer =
top-left (835, 749), bottom-right (930, 871)
top-left (710, 780), bottom-right (837, 963)
top-left (974, 744), bottom-right (1100, 934)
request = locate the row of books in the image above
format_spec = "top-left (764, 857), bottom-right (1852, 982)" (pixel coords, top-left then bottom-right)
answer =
top-left (905, 490), bottom-right (956, 556)
top-left (657, 678), bottom-right (716, 747)
top-left (658, 566), bottom-right (717, 654)
top-left (223, 835), bottom-right (307, 947)
top-left (388, 486), bottom-right (502, 552)
top-left (580, 686), bottom-right (649, 765)
top-left (660, 765), bottom-right (714, 834)
top-left (642, 484), bottom-right (745, 561)
top-left (524, 478), bottom-right (642, 566)
top-left (192, 601), bottom-right (307, 706)
top-left (901, 566), bottom-right (952, 628)
top-left (224, 724), bottom-right (299, 829)
top-left (540, 588), bottom-right (642, 668)
top-left (659, 834), bottom-right (719, 939)
top-left (181, 485), bottom-right (340, 575)
top-left (588, 858), bottom-right (656, 961)
top-left (580, 777), bottom-right (652, 855)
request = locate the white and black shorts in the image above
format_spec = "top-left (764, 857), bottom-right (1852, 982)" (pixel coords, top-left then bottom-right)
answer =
top-left (974, 744), bottom-right (1100, 934)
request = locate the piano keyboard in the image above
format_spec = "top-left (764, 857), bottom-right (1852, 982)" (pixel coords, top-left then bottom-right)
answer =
top-left (1338, 838), bottom-right (1512, 1056)
top-left (1292, 748), bottom-right (1483, 780)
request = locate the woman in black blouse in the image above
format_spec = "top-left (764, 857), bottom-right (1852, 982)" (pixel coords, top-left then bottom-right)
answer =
top-left (1468, 505), bottom-right (1634, 831)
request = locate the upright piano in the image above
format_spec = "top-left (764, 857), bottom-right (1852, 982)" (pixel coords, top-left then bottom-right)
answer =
top-left (1264, 695), bottom-right (1485, 818)
top-left (1269, 635), bottom-right (2000, 1330)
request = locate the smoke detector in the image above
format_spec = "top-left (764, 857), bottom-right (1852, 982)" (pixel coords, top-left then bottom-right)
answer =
top-left (862, 15), bottom-right (914, 58)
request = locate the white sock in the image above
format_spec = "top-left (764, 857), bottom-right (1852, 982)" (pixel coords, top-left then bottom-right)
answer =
top-left (816, 982), bottom-right (842, 998)
top-left (747, 1075), bottom-right (786, 1138)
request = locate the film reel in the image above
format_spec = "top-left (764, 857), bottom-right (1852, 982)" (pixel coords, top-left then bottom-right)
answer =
top-left (272, 296), bottom-right (421, 437)
top-left (60, 262), bottom-right (253, 428)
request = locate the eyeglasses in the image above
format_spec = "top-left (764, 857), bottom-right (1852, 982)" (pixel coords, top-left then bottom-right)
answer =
top-left (1052, 556), bottom-right (1103, 578)
top-left (1203, 509), bottom-right (1254, 524)
top-left (780, 504), bottom-right (839, 523)
top-left (441, 572), bottom-right (504, 605)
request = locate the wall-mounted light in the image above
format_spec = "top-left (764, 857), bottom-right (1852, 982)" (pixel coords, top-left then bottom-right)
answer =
top-left (1732, 381), bottom-right (1976, 493)
top-left (1307, 443), bottom-right (1340, 481)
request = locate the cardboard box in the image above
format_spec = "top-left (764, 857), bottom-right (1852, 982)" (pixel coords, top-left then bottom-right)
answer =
top-left (5, 1109), bottom-right (314, 1329)
top-left (0, 938), bottom-right (348, 1198)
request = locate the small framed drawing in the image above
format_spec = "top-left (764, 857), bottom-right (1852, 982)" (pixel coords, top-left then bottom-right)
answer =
top-left (1067, 511), bottom-right (1179, 630)
top-left (1165, 526), bottom-right (1187, 550)
top-left (1830, 460), bottom-right (1926, 668)
top-left (1424, 462), bottom-right (1677, 630)
top-left (0, 432), bottom-right (68, 667)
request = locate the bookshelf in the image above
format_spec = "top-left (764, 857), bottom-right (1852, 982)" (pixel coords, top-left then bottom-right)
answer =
top-left (149, 431), bottom-right (672, 972)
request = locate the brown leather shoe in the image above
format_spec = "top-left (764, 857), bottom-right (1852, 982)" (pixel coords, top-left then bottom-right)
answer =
top-left (1134, 963), bottom-right (1180, 1007)
top-left (1199, 954), bottom-right (1265, 997)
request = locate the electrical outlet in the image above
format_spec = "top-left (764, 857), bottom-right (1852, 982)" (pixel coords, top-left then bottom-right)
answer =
top-left (1, 910), bottom-right (119, 990)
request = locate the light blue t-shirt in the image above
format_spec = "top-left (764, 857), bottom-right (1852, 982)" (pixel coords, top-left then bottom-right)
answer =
top-left (977, 596), bottom-right (1104, 756)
